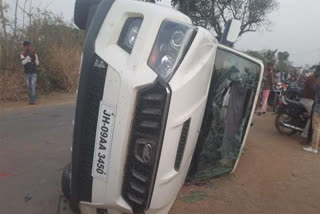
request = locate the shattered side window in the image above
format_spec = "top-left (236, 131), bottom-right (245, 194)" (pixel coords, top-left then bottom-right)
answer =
top-left (188, 48), bottom-right (261, 181)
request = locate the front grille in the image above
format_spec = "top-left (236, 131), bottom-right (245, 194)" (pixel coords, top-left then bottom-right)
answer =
top-left (122, 81), bottom-right (170, 212)
top-left (174, 119), bottom-right (191, 171)
top-left (75, 55), bottom-right (107, 202)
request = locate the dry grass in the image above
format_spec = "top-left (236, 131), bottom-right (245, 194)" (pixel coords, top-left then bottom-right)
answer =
top-left (0, 70), bottom-right (27, 102)
top-left (46, 46), bottom-right (81, 93)
top-left (0, 46), bottom-right (81, 103)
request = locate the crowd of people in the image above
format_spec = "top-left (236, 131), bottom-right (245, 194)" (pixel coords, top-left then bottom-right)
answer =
top-left (257, 62), bottom-right (320, 154)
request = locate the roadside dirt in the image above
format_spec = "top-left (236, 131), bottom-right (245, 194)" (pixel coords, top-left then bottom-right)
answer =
top-left (0, 92), bottom-right (76, 112)
top-left (171, 113), bottom-right (320, 214)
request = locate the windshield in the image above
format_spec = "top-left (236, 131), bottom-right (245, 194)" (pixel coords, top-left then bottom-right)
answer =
top-left (188, 48), bottom-right (262, 180)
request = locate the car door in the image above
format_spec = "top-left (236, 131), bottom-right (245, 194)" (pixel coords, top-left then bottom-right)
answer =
top-left (188, 45), bottom-right (264, 181)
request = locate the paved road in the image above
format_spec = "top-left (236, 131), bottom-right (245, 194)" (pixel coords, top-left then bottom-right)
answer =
top-left (0, 104), bottom-right (75, 214)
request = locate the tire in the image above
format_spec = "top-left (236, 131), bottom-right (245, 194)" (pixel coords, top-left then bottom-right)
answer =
top-left (61, 163), bottom-right (72, 199)
top-left (74, 0), bottom-right (91, 30)
top-left (275, 113), bottom-right (297, 136)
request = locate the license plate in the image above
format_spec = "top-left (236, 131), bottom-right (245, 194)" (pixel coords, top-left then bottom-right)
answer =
top-left (92, 102), bottom-right (116, 181)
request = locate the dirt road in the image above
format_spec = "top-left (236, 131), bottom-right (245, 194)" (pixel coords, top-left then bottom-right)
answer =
top-left (0, 102), bottom-right (319, 214)
top-left (172, 114), bottom-right (320, 214)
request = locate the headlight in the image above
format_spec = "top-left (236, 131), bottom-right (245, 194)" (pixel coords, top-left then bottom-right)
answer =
top-left (118, 17), bottom-right (143, 53)
top-left (148, 20), bottom-right (197, 82)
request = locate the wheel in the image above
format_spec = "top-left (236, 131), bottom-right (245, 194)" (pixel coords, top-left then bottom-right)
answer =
top-left (74, 0), bottom-right (90, 30)
top-left (275, 113), bottom-right (297, 136)
top-left (74, 0), bottom-right (102, 30)
top-left (61, 163), bottom-right (72, 199)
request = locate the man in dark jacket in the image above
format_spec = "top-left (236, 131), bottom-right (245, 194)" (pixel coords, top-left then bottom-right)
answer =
top-left (300, 72), bottom-right (317, 141)
top-left (20, 41), bottom-right (39, 104)
top-left (303, 66), bottom-right (320, 153)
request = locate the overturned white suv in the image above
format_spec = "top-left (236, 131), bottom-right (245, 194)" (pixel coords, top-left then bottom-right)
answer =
top-left (61, 0), bottom-right (264, 214)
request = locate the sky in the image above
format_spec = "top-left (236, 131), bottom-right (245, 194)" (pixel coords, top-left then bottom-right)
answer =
top-left (6, 0), bottom-right (320, 66)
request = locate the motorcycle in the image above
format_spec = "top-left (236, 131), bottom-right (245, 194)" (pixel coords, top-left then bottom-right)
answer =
top-left (283, 81), bottom-right (303, 101)
top-left (268, 81), bottom-right (285, 112)
top-left (275, 96), bottom-right (310, 135)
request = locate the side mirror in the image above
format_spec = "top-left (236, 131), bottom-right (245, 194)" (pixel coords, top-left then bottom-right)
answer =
top-left (220, 19), bottom-right (241, 47)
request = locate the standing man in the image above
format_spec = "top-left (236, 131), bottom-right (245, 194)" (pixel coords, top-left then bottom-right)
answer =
top-left (20, 41), bottom-right (39, 104)
top-left (258, 63), bottom-right (274, 115)
top-left (300, 71), bottom-right (317, 143)
top-left (303, 66), bottom-right (320, 153)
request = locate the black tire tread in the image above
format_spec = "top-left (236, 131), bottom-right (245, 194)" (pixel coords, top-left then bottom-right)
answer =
top-left (61, 163), bottom-right (72, 199)
top-left (74, 0), bottom-right (91, 30)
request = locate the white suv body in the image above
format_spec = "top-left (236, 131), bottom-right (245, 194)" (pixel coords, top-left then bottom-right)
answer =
top-left (66, 1), bottom-right (264, 214)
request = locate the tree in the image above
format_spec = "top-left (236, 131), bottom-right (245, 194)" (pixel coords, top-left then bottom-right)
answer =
top-left (14, 0), bottom-right (19, 38)
top-left (246, 49), bottom-right (277, 64)
top-left (0, 0), bottom-right (9, 65)
top-left (22, 0), bottom-right (28, 28)
top-left (277, 51), bottom-right (290, 62)
top-left (245, 50), bottom-right (265, 62)
top-left (276, 51), bottom-right (291, 73)
top-left (0, 0), bottom-right (8, 40)
top-left (246, 49), bottom-right (294, 75)
top-left (171, 0), bottom-right (279, 41)
top-left (264, 49), bottom-right (278, 64)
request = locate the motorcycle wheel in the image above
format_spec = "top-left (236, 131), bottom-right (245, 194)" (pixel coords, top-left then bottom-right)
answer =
top-left (275, 113), bottom-right (297, 136)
